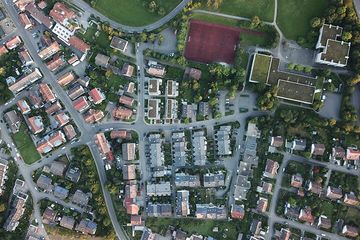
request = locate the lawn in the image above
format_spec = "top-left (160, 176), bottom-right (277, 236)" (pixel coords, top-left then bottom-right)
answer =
top-left (91, 0), bottom-right (182, 26)
top-left (250, 54), bottom-right (271, 83)
top-left (146, 218), bottom-right (239, 239)
top-left (217, 0), bottom-right (275, 22)
top-left (277, 0), bottom-right (329, 41)
top-left (12, 124), bottom-right (40, 164)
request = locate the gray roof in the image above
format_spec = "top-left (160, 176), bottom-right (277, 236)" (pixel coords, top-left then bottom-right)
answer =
top-left (198, 101), bottom-right (209, 116)
top-left (172, 132), bottom-right (187, 167)
top-left (72, 190), bottom-right (89, 206)
top-left (175, 173), bottom-right (200, 187)
top-left (54, 185), bottom-right (69, 199)
top-left (65, 167), bottom-right (81, 183)
top-left (215, 126), bottom-right (232, 156)
top-left (192, 131), bottom-right (207, 166)
top-left (36, 174), bottom-right (52, 191)
top-left (148, 134), bottom-right (164, 168)
top-left (147, 203), bottom-right (172, 217)
top-left (50, 161), bottom-right (67, 176)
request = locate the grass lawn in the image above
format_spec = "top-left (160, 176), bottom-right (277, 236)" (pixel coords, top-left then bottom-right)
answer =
top-left (92, 0), bottom-right (181, 26)
top-left (12, 124), bottom-right (40, 164)
top-left (240, 34), bottom-right (267, 47)
top-left (217, 0), bottom-right (275, 22)
top-left (250, 54), bottom-right (271, 83)
top-left (277, 0), bottom-right (329, 41)
top-left (146, 217), bottom-right (239, 239)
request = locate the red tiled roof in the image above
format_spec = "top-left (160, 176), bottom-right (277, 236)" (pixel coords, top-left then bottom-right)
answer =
top-left (49, 2), bottom-right (76, 24)
top-left (54, 112), bottom-right (70, 127)
top-left (83, 109), bottom-right (104, 123)
top-left (18, 13), bottom-right (32, 29)
top-left (112, 107), bottom-right (133, 120)
top-left (89, 88), bottom-right (105, 104)
top-left (5, 36), bottom-right (22, 50)
top-left (39, 83), bottom-right (56, 102)
top-left (68, 36), bottom-right (90, 53)
top-left (110, 130), bottom-right (129, 139)
top-left (16, 99), bottom-right (30, 114)
top-left (72, 96), bottom-right (89, 112)
top-left (46, 56), bottom-right (66, 72)
top-left (57, 71), bottom-right (75, 86)
top-left (346, 148), bottom-right (360, 161)
top-left (63, 124), bottom-right (76, 140)
top-left (25, 3), bottom-right (53, 28)
top-left (0, 45), bottom-right (8, 56)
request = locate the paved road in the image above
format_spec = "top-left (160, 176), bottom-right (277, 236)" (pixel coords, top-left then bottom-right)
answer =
top-left (70, 0), bottom-right (191, 33)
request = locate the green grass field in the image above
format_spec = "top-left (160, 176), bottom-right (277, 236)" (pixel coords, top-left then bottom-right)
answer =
top-left (217, 0), bottom-right (275, 22)
top-left (92, 0), bottom-right (181, 26)
top-left (277, 0), bottom-right (329, 41)
top-left (12, 124), bottom-right (41, 164)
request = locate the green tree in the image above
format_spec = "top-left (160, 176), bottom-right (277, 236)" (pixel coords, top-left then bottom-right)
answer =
top-left (310, 17), bottom-right (322, 28)
top-left (342, 31), bottom-right (352, 41)
top-left (250, 16), bottom-right (261, 29)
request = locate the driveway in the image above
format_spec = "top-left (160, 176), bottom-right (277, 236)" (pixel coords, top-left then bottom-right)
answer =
top-left (151, 28), bottom-right (178, 55)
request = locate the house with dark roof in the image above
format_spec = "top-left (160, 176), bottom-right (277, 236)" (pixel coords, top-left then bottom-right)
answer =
top-left (36, 174), bottom-right (52, 192)
top-left (54, 185), bottom-right (69, 200)
top-left (4, 110), bottom-right (21, 133)
top-left (317, 215), bottom-right (331, 229)
top-left (42, 207), bottom-right (57, 224)
top-left (60, 215), bottom-right (75, 230)
top-left (72, 190), bottom-right (89, 206)
top-left (326, 186), bottom-right (342, 200)
top-left (75, 219), bottom-right (97, 235)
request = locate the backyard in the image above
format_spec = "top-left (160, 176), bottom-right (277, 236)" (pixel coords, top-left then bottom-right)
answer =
top-left (277, 0), bottom-right (329, 43)
top-left (216, 0), bottom-right (275, 22)
top-left (90, 0), bottom-right (182, 26)
top-left (146, 217), bottom-right (239, 239)
top-left (12, 124), bottom-right (40, 164)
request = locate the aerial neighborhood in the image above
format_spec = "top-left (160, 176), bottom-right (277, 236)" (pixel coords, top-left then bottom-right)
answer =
top-left (0, 0), bottom-right (359, 240)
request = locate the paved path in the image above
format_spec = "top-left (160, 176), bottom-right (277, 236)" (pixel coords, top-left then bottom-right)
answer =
top-left (70, 0), bottom-right (191, 33)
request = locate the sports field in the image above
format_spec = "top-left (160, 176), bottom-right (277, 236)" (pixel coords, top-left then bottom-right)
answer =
top-left (184, 20), bottom-right (264, 64)
top-left (92, 0), bottom-right (181, 26)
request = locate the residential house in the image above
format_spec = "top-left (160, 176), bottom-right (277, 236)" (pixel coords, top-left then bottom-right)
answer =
top-left (36, 130), bottom-right (67, 154)
top-left (147, 182), bottom-right (171, 196)
top-left (123, 164), bottom-right (136, 180)
top-left (166, 80), bottom-right (179, 97)
top-left (18, 13), bottom-right (32, 29)
top-left (95, 53), bottom-right (110, 68)
top-left (18, 49), bottom-right (33, 66)
top-left (3, 192), bottom-right (28, 231)
top-left (186, 67), bottom-right (202, 80)
top-left (110, 130), bottom-right (130, 139)
top-left (147, 99), bottom-right (160, 119)
top-left (290, 174), bottom-right (303, 188)
top-left (130, 215), bottom-right (142, 226)
top-left (72, 190), bottom-right (89, 206)
top-left (307, 181), bottom-right (322, 195)
top-left (284, 204), bottom-right (299, 219)
top-left (83, 109), bottom-right (104, 124)
top-left (124, 198), bottom-right (139, 215)
top-left (192, 130), bottom-right (207, 166)
top-left (203, 172), bottom-right (225, 188)
top-left (234, 175), bottom-right (251, 201)
top-left (165, 99), bottom-right (178, 120)
top-left (148, 134), bottom-right (164, 167)
top-left (174, 173), bottom-right (200, 188)
top-left (75, 219), bottom-right (97, 235)
top-left (8, 68), bottom-right (42, 93)
top-left (110, 36), bottom-right (128, 52)
top-left (317, 215), bottom-right (331, 229)
top-left (344, 192), bottom-right (359, 206)
top-left (342, 225), bottom-right (359, 238)
top-left (55, 112), bottom-right (70, 127)
top-left (68, 85), bottom-right (85, 100)
top-left (148, 78), bottom-right (162, 96)
top-left (231, 204), bottom-right (245, 220)
top-left (45, 101), bottom-right (62, 115)
top-left (63, 124), bottom-right (76, 140)
top-left (77, 77), bottom-right (90, 88)
top-left (124, 82), bottom-right (135, 94)
top-left (176, 190), bottom-right (190, 216)
top-left (311, 143), bottom-right (326, 156)
top-left (38, 41), bottom-right (60, 60)
top-left (122, 143), bottom-right (136, 161)
top-left (39, 83), bottom-right (56, 103)
top-left (4, 110), bottom-right (21, 133)
top-left (68, 36), bottom-right (90, 59)
top-left (263, 159), bottom-right (279, 178)
top-left (112, 107), bottom-right (133, 120)
top-left (326, 186), bottom-right (342, 200)
top-left (215, 125), bottom-right (232, 156)
top-left (53, 185), bottom-right (69, 200)
top-left (0, 163), bottom-right (8, 196)
top-left (0, 45), bottom-right (8, 56)
top-left (291, 139), bottom-right (306, 151)
top-left (270, 136), bottom-right (283, 148)
top-left (36, 174), bottom-right (52, 191)
top-left (147, 61), bottom-right (166, 77)
top-left (195, 204), bottom-right (226, 220)
top-left (57, 71), bottom-right (76, 86)
top-left (42, 207), bottom-right (57, 224)
top-left (332, 147), bottom-right (346, 160)
top-left (67, 55), bottom-right (79, 66)
top-left (279, 228), bottom-right (291, 240)
top-left (88, 88), bottom-right (105, 104)
top-left (50, 161), bottom-right (66, 176)
top-left (5, 36), bottom-right (22, 50)
top-left (298, 207), bottom-right (314, 224)
top-left (121, 63), bottom-right (134, 77)
top-left (72, 96), bottom-right (90, 113)
top-left (95, 133), bottom-right (113, 161)
top-left (119, 95), bottom-right (134, 107)
top-left (25, 3), bottom-right (53, 28)
top-left (198, 101), bottom-right (209, 117)
top-left (125, 181), bottom-right (137, 198)
top-left (147, 203), bottom-right (172, 217)
top-left (46, 55), bottom-right (66, 72)
top-left (27, 116), bottom-right (44, 134)
top-left (65, 167), bottom-right (81, 183)
top-left (346, 147), bottom-right (360, 161)
top-left (49, 2), bottom-right (75, 25)
top-left (256, 197), bottom-right (268, 213)
top-left (172, 131), bottom-right (187, 167)
top-left (60, 216), bottom-right (75, 230)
